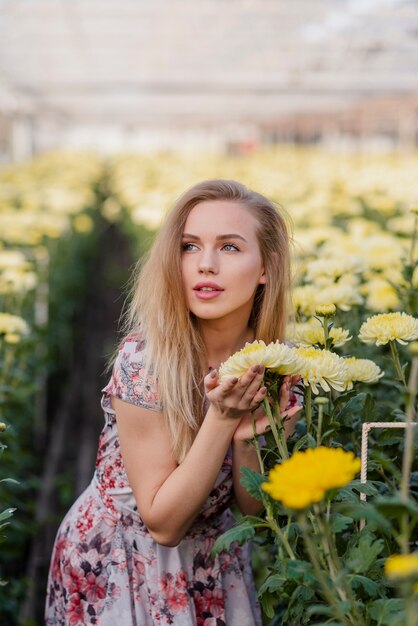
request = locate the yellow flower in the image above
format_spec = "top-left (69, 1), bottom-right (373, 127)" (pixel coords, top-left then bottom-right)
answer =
top-left (385, 554), bottom-right (418, 579)
top-left (218, 340), bottom-right (302, 382)
top-left (359, 312), bottom-right (418, 346)
top-left (315, 304), bottom-right (336, 317)
top-left (262, 446), bottom-right (361, 509)
top-left (343, 357), bottom-right (384, 389)
top-left (363, 278), bottom-right (400, 313)
top-left (0, 313), bottom-right (30, 337)
top-left (292, 285), bottom-right (319, 317)
top-left (288, 319), bottom-right (351, 349)
top-left (73, 214), bottom-right (93, 234)
top-left (4, 333), bottom-right (21, 344)
top-left (295, 346), bottom-right (348, 394)
top-left (0, 422), bottom-right (6, 432)
top-left (305, 257), bottom-right (364, 283)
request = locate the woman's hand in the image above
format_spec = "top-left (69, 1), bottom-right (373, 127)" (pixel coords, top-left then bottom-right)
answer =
top-left (204, 365), bottom-right (267, 421)
top-left (232, 374), bottom-right (303, 442)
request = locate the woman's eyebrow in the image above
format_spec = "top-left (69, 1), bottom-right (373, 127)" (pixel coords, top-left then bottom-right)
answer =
top-left (182, 233), bottom-right (247, 242)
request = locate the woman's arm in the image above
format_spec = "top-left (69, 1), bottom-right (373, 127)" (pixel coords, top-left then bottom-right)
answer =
top-left (113, 365), bottom-right (266, 547)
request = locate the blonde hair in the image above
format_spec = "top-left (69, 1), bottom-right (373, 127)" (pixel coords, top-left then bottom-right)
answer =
top-left (123, 179), bottom-right (292, 461)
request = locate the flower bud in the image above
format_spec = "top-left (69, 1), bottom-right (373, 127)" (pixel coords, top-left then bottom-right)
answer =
top-left (314, 396), bottom-right (329, 406)
top-left (315, 304), bottom-right (336, 317)
top-left (0, 422), bottom-right (7, 432)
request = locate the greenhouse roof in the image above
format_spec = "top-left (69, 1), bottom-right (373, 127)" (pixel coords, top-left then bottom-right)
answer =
top-left (0, 0), bottom-right (417, 122)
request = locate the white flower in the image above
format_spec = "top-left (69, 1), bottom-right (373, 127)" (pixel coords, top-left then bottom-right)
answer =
top-left (218, 340), bottom-right (302, 382)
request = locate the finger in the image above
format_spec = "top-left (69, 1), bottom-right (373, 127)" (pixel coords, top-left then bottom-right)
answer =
top-left (290, 374), bottom-right (301, 387)
top-left (279, 377), bottom-right (291, 412)
top-left (236, 365), bottom-right (265, 401)
top-left (251, 385), bottom-right (267, 406)
top-left (217, 375), bottom-right (239, 396)
top-left (203, 368), bottom-right (219, 392)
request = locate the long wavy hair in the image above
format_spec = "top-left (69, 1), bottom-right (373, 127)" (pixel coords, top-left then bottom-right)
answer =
top-left (122, 179), bottom-right (292, 461)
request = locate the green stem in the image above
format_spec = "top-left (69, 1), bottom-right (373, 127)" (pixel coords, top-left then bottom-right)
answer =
top-left (404, 593), bottom-right (418, 626)
top-left (323, 317), bottom-right (330, 349)
top-left (317, 404), bottom-right (324, 446)
top-left (305, 385), bottom-right (312, 437)
top-left (401, 356), bottom-right (418, 503)
top-left (274, 395), bottom-right (289, 460)
top-left (251, 414), bottom-right (265, 474)
top-left (315, 508), bottom-right (365, 625)
top-left (263, 397), bottom-right (288, 460)
top-left (390, 340), bottom-right (407, 388)
top-left (298, 514), bottom-right (353, 626)
top-left (265, 505), bottom-right (296, 560)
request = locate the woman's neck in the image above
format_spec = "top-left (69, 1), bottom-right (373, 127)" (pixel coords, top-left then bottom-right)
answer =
top-left (200, 322), bottom-right (255, 371)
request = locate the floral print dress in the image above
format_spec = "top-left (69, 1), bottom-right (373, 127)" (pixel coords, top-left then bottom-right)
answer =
top-left (45, 336), bottom-right (262, 626)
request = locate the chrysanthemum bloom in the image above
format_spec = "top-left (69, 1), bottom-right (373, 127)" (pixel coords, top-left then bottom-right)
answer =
top-left (218, 340), bottom-right (302, 382)
top-left (315, 283), bottom-right (363, 312)
top-left (305, 257), bottom-right (364, 283)
top-left (385, 554), bottom-right (418, 579)
top-left (287, 319), bottom-right (351, 348)
top-left (295, 346), bottom-right (348, 394)
top-left (0, 312), bottom-right (30, 337)
top-left (343, 357), bottom-right (384, 389)
top-left (314, 303), bottom-right (336, 317)
top-left (358, 312), bottom-right (418, 346)
top-left (362, 278), bottom-right (400, 313)
top-left (262, 446), bottom-right (361, 509)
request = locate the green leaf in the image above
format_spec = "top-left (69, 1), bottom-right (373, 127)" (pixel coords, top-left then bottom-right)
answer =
top-left (334, 502), bottom-right (392, 533)
top-left (211, 522), bottom-right (255, 556)
top-left (369, 598), bottom-right (405, 625)
top-left (293, 432), bottom-right (316, 453)
top-left (239, 466), bottom-right (266, 502)
top-left (374, 495), bottom-right (418, 521)
top-left (258, 573), bottom-right (286, 595)
top-left (306, 603), bottom-right (335, 618)
top-left (0, 508), bottom-right (16, 523)
top-left (334, 392), bottom-right (375, 427)
top-left (331, 513), bottom-right (353, 533)
top-left (346, 532), bottom-right (384, 574)
top-left (350, 574), bottom-right (380, 597)
top-left (282, 585), bottom-right (316, 624)
top-left (287, 559), bottom-right (316, 584)
top-left (259, 589), bottom-right (277, 619)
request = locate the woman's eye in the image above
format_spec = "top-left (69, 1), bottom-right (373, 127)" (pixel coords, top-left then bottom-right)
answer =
top-left (182, 243), bottom-right (198, 252)
top-left (222, 243), bottom-right (240, 252)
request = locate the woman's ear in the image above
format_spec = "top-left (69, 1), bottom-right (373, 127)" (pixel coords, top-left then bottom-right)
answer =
top-left (259, 267), bottom-right (267, 285)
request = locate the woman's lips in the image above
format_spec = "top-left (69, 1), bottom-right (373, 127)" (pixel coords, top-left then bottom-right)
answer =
top-left (193, 282), bottom-right (224, 300)
top-left (194, 289), bottom-right (223, 300)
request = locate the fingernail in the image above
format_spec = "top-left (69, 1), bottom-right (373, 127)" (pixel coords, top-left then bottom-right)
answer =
top-left (210, 369), bottom-right (217, 378)
top-left (231, 377), bottom-right (238, 384)
top-left (260, 386), bottom-right (267, 394)
top-left (252, 364), bottom-right (259, 373)
top-left (258, 365), bottom-right (265, 374)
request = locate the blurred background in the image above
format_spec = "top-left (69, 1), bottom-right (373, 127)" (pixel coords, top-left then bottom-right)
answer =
top-left (1, 0), bottom-right (418, 159)
top-left (0, 1), bottom-right (417, 624)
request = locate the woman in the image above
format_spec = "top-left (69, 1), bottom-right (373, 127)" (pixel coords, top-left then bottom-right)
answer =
top-left (46, 179), bottom-right (302, 626)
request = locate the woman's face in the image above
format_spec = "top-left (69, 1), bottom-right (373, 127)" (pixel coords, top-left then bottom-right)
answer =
top-left (181, 200), bottom-right (266, 327)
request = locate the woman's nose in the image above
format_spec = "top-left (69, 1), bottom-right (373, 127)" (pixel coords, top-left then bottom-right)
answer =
top-left (198, 249), bottom-right (218, 274)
